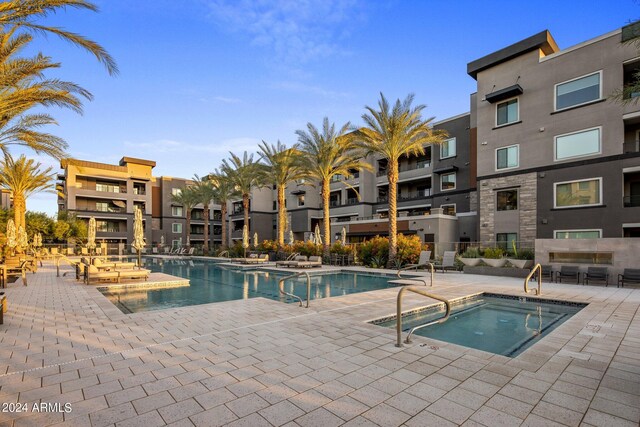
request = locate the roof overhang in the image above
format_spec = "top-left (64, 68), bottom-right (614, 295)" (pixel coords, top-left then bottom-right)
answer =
top-left (485, 84), bottom-right (523, 103)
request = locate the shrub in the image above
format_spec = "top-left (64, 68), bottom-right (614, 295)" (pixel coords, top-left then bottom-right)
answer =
top-left (395, 234), bottom-right (423, 267)
top-left (330, 242), bottom-right (354, 256)
top-left (258, 239), bottom-right (278, 252)
top-left (357, 236), bottom-right (389, 268)
top-left (482, 247), bottom-right (504, 259)
top-left (292, 240), bottom-right (323, 257)
top-left (461, 247), bottom-right (480, 258)
top-left (228, 241), bottom-right (245, 258)
top-left (516, 249), bottom-right (535, 260)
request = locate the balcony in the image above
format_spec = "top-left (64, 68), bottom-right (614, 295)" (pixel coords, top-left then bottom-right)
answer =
top-left (398, 189), bottom-right (432, 201)
top-left (624, 195), bottom-right (640, 207)
top-left (76, 206), bottom-right (126, 214)
top-left (376, 161), bottom-right (431, 177)
top-left (327, 198), bottom-right (359, 207)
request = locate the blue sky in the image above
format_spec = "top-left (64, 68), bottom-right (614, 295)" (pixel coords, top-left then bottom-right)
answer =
top-left (20, 0), bottom-right (638, 214)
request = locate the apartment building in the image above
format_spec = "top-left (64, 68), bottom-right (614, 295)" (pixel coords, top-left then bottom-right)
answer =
top-left (468, 23), bottom-right (640, 247)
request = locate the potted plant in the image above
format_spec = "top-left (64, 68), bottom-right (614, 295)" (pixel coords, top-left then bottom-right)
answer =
top-left (481, 247), bottom-right (507, 267)
top-left (507, 248), bottom-right (534, 269)
top-left (459, 247), bottom-right (482, 267)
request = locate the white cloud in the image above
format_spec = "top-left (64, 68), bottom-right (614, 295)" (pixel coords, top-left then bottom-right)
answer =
top-left (213, 96), bottom-right (242, 104)
top-left (203, 0), bottom-right (364, 64)
top-left (271, 80), bottom-right (350, 98)
top-left (123, 137), bottom-right (261, 156)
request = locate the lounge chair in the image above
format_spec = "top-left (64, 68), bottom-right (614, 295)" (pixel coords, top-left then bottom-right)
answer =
top-left (3, 260), bottom-right (29, 287)
top-left (276, 256), bottom-right (307, 268)
top-left (583, 267), bottom-right (609, 286)
top-left (556, 265), bottom-right (580, 284)
top-left (433, 251), bottom-right (458, 273)
top-left (164, 246), bottom-right (171, 254)
top-left (86, 265), bottom-right (120, 284)
top-left (618, 269), bottom-right (640, 288)
top-left (405, 251), bottom-right (432, 270)
top-left (241, 254), bottom-right (269, 264)
top-left (117, 268), bottom-right (150, 281)
top-left (93, 258), bottom-right (136, 270)
top-left (295, 256), bottom-right (322, 268)
top-left (187, 247), bottom-right (195, 256)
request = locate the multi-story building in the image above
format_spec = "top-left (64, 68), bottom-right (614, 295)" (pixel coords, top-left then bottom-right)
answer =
top-left (468, 23), bottom-right (640, 247)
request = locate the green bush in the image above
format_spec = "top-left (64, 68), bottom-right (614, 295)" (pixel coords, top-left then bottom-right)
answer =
top-left (330, 242), bottom-right (354, 256)
top-left (482, 247), bottom-right (504, 259)
top-left (258, 239), bottom-right (279, 252)
top-left (228, 241), bottom-right (245, 258)
top-left (516, 249), bottom-right (535, 260)
top-left (357, 236), bottom-right (389, 268)
top-left (461, 247), bottom-right (481, 258)
top-left (292, 240), bottom-right (323, 257)
top-left (396, 234), bottom-right (423, 267)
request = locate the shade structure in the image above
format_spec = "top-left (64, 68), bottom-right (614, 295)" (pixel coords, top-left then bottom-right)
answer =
top-left (253, 232), bottom-right (258, 248)
top-left (288, 230), bottom-right (294, 245)
top-left (132, 207), bottom-right (145, 267)
top-left (6, 219), bottom-right (16, 252)
top-left (341, 227), bottom-right (347, 245)
top-left (314, 224), bottom-right (322, 246)
top-left (17, 226), bottom-right (28, 251)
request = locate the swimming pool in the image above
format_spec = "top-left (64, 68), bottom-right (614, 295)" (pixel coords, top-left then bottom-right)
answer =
top-left (371, 293), bottom-right (586, 357)
top-left (99, 259), bottom-right (396, 313)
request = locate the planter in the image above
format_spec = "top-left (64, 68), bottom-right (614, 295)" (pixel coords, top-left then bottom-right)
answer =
top-left (459, 257), bottom-right (482, 267)
top-left (481, 258), bottom-right (507, 268)
top-left (507, 258), bottom-right (533, 269)
top-left (463, 266), bottom-right (530, 278)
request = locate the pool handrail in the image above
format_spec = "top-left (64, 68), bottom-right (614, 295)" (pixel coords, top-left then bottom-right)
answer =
top-left (286, 252), bottom-right (300, 261)
top-left (278, 271), bottom-right (311, 308)
top-left (396, 285), bottom-right (451, 347)
top-left (218, 250), bottom-right (230, 258)
top-left (524, 263), bottom-right (542, 296)
top-left (397, 262), bottom-right (434, 287)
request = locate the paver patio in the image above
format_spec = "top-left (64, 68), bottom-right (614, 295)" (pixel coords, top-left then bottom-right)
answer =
top-left (0, 261), bottom-right (638, 426)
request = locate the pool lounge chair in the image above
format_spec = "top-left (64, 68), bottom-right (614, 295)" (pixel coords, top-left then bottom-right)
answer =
top-left (239, 254), bottom-right (269, 264)
top-left (583, 267), bottom-right (609, 286)
top-left (433, 251), bottom-right (458, 273)
top-left (295, 256), bottom-right (322, 268)
top-left (405, 251), bottom-right (432, 270)
top-left (276, 256), bottom-right (307, 268)
top-left (618, 268), bottom-right (640, 288)
top-left (116, 268), bottom-right (150, 281)
top-left (556, 265), bottom-right (580, 284)
top-left (86, 265), bottom-right (120, 284)
top-left (93, 258), bottom-right (136, 270)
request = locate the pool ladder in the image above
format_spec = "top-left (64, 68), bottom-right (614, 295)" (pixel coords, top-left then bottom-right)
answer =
top-left (278, 271), bottom-right (311, 308)
top-left (524, 263), bottom-right (542, 296)
top-left (396, 286), bottom-right (451, 347)
top-left (396, 262), bottom-right (435, 287)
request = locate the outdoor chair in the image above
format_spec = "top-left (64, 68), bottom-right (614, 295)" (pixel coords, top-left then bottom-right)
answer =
top-left (405, 251), bottom-right (432, 270)
top-left (239, 254), bottom-right (269, 264)
top-left (433, 251), bottom-right (458, 273)
top-left (556, 265), bottom-right (580, 284)
top-left (295, 256), bottom-right (323, 268)
top-left (4, 260), bottom-right (29, 287)
top-left (618, 269), bottom-right (640, 288)
top-left (539, 265), bottom-right (554, 282)
top-left (276, 256), bottom-right (307, 268)
top-left (583, 267), bottom-right (609, 286)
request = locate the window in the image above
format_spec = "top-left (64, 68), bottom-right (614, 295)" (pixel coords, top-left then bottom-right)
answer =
top-left (172, 223), bottom-right (182, 233)
top-left (496, 145), bottom-right (519, 170)
top-left (555, 71), bottom-right (601, 110)
top-left (171, 188), bottom-right (182, 197)
top-left (297, 195), bottom-right (305, 207)
top-left (172, 206), bottom-right (183, 217)
top-left (441, 204), bottom-right (456, 216)
top-left (441, 138), bottom-right (456, 158)
top-left (96, 202), bottom-right (108, 212)
top-left (555, 127), bottom-right (600, 160)
top-left (496, 98), bottom-right (519, 126)
top-left (96, 182), bottom-right (120, 193)
top-left (554, 178), bottom-right (602, 208)
top-left (172, 239), bottom-right (182, 248)
top-left (441, 172), bottom-right (456, 191)
top-left (496, 233), bottom-right (518, 251)
top-left (96, 220), bottom-right (120, 233)
top-left (497, 189), bottom-right (518, 211)
top-left (555, 230), bottom-right (602, 239)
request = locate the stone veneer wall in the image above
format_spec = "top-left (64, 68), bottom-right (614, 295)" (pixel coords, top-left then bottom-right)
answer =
top-left (469, 190), bottom-right (478, 212)
top-left (479, 172), bottom-right (537, 245)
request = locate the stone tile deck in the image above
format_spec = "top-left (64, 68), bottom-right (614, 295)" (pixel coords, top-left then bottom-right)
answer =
top-left (0, 262), bottom-right (638, 426)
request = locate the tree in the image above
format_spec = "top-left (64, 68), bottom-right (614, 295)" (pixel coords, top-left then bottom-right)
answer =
top-left (25, 210), bottom-right (53, 237)
top-left (356, 93), bottom-right (447, 264)
top-left (209, 171), bottom-right (240, 250)
top-left (53, 211), bottom-right (86, 242)
top-left (257, 140), bottom-right (306, 246)
top-left (0, 154), bottom-right (54, 230)
top-left (191, 175), bottom-right (217, 255)
top-left (171, 185), bottom-right (198, 249)
top-left (296, 117), bottom-right (370, 250)
top-left (220, 152), bottom-right (263, 237)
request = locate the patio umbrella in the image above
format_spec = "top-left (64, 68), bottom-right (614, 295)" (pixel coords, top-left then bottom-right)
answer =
top-left (253, 232), bottom-right (258, 248)
top-left (242, 224), bottom-right (249, 258)
top-left (288, 230), bottom-right (294, 245)
top-left (34, 232), bottom-right (43, 248)
top-left (314, 224), bottom-right (322, 246)
top-left (341, 227), bottom-right (347, 245)
top-left (186, 235), bottom-right (190, 247)
top-left (6, 219), bottom-right (16, 255)
top-left (132, 207), bottom-right (145, 267)
top-left (87, 217), bottom-right (97, 263)
top-left (17, 226), bottom-right (28, 252)
top-left (309, 234), bottom-right (315, 244)
top-left (160, 234), bottom-right (165, 247)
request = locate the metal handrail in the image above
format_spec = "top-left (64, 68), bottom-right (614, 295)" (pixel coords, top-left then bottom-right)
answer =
top-left (286, 252), bottom-right (300, 261)
top-left (278, 271), bottom-right (311, 308)
top-left (397, 262), bottom-right (434, 287)
top-left (396, 286), bottom-right (451, 347)
top-left (524, 263), bottom-right (542, 295)
top-left (218, 250), bottom-right (230, 258)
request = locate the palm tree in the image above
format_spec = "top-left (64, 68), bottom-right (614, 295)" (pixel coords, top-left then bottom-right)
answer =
top-left (296, 117), bottom-right (370, 250)
top-left (0, 0), bottom-right (118, 75)
top-left (171, 186), bottom-right (198, 249)
top-left (209, 171), bottom-right (240, 250)
top-left (220, 152), bottom-right (263, 237)
top-left (0, 154), bottom-right (54, 230)
top-left (356, 93), bottom-right (447, 264)
top-left (257, 140), bottom-right (306, 246)
top-left (191, 175), bottom-right (217, 255)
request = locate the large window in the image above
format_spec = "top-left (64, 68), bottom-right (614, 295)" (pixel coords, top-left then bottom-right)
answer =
top-left (441, 172), bottom-right (456, 191)
top-left (171, 188), bottom-right (182, 197)
top-left (496, 233), bottom-right (518, 251)
top-left (95, 182), bottom-right (120, 193)
top-left (497, 189), bottom-right (518, 211)
top-left (496, 145), bottom-right (519, 170)
top-left (297, 195), bottom-right (305, 207)
top-left (96, 220), bottom-right (119, 233)
top-left (555, 230), bottom-right (601, 239)
top-left (172, 223), bottom-right (182, 233)
top-left (172, 206), bottom-right (183, 217)
top-left (554, 178), bottom-right (601, 208)
top-left (441, 204), bottom-right (456, 216)
top-left (555, 127), bottom-right (600, 160)
top-left (440, 138), bottom-right (456, 158)
top-left (496, 98), bottom-right (519, 126)
top-left (555, 71), bottom-right (601, 110)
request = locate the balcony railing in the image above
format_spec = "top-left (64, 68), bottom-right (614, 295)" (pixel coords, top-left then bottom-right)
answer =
top-left (624, 195), bottom-right (640, 207)
top-left (77, 207), bottom-right (126, 213)
top-left (398, 189), bottom-right (432, 201)
top-left (377, 161), bottom-right (431, 177)
top-left (326, 198), bottom-right (359, 207)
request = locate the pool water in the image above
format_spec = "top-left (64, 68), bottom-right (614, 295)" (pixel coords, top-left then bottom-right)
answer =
top-left (99, 259), bottom-right (395, 313)
top-left (372, 293), bottom-right (585, 357)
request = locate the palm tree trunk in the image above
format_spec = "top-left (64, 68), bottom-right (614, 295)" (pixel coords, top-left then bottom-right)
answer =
top-left (243, 193), bottom-right (250, 234)
top-left (388, 160), bottom-right (398, 265)
top-left (203, 204), bottom-right (210, 255)
top-left (322, 179), bottom-right (330, 252)
top-left (13, 193), bottom-right (25, 229)
top-left (186, 209), bottom-right (191, 248)
top-left (277, 186), bottom-right (286, 246)
top-left (221, 204), bottom-right (228, 249)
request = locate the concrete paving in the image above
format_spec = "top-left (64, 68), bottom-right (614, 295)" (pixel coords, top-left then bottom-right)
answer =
top-left (0, 262), bottom-right (638, 426)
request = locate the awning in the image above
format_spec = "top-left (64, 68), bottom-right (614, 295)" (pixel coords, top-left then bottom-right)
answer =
top-left (485, 84), bottom-right (523, 103)
top-left (433, 165), bottom-right (458, 174)
top-left (291, 189), bottom-right (306, 195)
